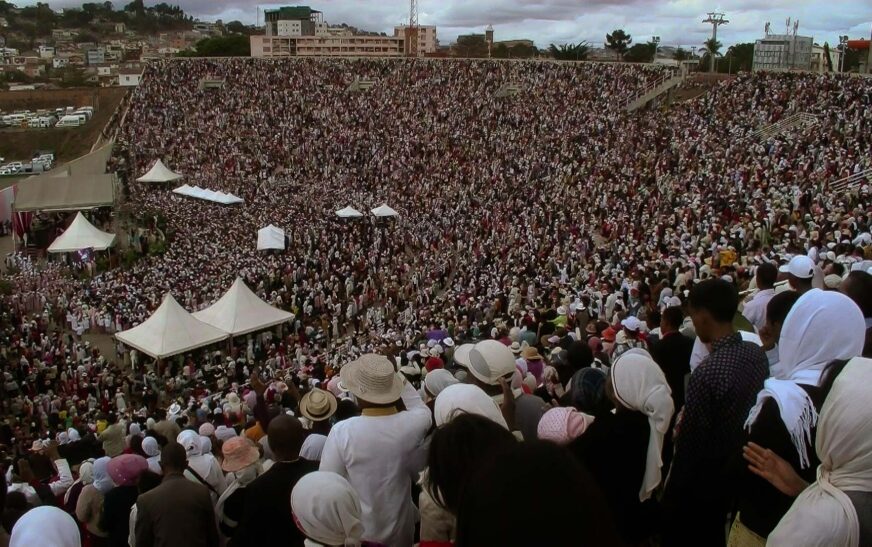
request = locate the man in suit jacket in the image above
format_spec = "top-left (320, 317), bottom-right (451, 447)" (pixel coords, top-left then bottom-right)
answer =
top-left (135, 442), bottom-right (218, 547)
top-left (232, 415), bottom-right (316, 547)
top-left (650, 306), bottom-right (694, 411)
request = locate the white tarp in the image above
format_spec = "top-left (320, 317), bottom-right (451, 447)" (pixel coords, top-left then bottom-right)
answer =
top-left (115, 293), bottom-right (228, 359)
top-left (336, 206), bottom-right (364, 218)
top-left (193, 277), bottom-right (295, 336)
top-left (371, 204), bottom-right (399, 217)
top-left (172, 184), bottom-right (243, 205)
top-left (47, 212), bottom-right (116, 253)
top-left (137, 159), bottom-right (183, 183)
top-left (257, 224), bottom-right (285, 251)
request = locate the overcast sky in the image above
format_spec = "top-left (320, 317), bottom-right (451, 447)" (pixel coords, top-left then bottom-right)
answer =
top-left (19, 0), bottom-right (872, 49)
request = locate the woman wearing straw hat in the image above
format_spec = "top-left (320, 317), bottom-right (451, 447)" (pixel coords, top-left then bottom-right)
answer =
top-left (298, 388), bottom-right (338, 462)
top-left (320, 354), bottom-right (432, 547)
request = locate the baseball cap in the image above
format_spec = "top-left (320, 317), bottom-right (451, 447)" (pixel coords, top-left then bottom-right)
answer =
top-left (468, 340), bottom-right (516, 385)
top-left (779, 255), bottom-right (815, 279)
top-left (620, 316), bottom-right (642, 332)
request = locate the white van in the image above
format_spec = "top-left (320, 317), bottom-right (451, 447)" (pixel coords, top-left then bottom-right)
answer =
top-left (55, 115), bottom-right (86, 128)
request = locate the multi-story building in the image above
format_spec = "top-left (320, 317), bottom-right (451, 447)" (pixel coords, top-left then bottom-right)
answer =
top-left (264, 6), bottom-right (323, 37)
top-left (393, 25), bottom-right (437, 56)
top-left (251, 35), bottom-right (405, 58)
top-left (86, 48), bottom-right (105, 66)
top-left (753, 33), bottom-right (813, 71)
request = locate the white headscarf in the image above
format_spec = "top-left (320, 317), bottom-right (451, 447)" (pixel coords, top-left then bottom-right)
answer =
top-left (769, 357), bottom-right (872, 547)
top-left (291, 471), bottom-right (364, 547)
top-left (67, 428), bottom-right (81, 442)
top-left (423, 369), bottom-right (460, 399)
top-left (610, 352), bottom-right (675, 501)
top-left (745, 289), bottom-right (865, 468)
top-left (300, 434), bottom-right (328, 461)
top-left (177, 430), bottom-right (202, 457)
top-left (433, 384), bottom-right (508, 429)
top-left (92, 456), bottom-right (115, 494)
top-left (11, 505), bottom-right (81, 547)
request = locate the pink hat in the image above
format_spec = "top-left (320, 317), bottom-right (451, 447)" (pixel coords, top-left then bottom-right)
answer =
top-left (537, 407), bottom-right (594, 445)
top-left (242, 390), bottom-right (257, 410)
top-left (107, 454), bottom-right (148, 486)
top-left (221, 436), bottom-right (260, 472)
top-left (198, 423), bottom-right (215, 437)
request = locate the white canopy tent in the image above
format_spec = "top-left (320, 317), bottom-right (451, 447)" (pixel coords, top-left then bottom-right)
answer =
top-left (371, 204), bottom-right (399, 217)
top-left (47, 212), bottom-right (116, 253)
top-left (256, 224), bottom-right (285, 250)
top-left (115, 293), bottom-right (229, 359)
top-left (137, 159), bottom-right (183, 183)
top-left (172, 184), bottom-right (244, 205)
top-left (193, 277), bottom-right (295, 336)
top-left (336, 206), bottom-right (364, 218)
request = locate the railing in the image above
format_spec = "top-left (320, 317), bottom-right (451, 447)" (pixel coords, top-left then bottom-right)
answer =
top-left (748, 112), bottom-right (819, 140)
top-left (622, 70), bottom-right (685, 112)
top-left (622, 73), bottom-right (670, 110)
top-left (830, 167), bottom-right (872, 193)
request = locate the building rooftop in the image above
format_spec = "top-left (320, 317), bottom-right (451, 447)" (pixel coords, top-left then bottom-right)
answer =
top-left (264, 6), bottom-right (321, 18)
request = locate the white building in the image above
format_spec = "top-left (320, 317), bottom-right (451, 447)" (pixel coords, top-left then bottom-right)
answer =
top-left (251, 35), bottom-right (405, 58)
top-left (394, 25), bottom-right (437, 56)
top-left (119, 68), bottom-right (142, 86)
top-left (810, 43), bottom-right (842, 73)
top-left (38, 45), bottom-right (55, 59)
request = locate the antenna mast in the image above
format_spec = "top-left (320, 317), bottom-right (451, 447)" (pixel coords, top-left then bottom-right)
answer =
top-left (702, 12), bottom-right (729, 73)
top-left (406, 0), bottom-right (419, 57)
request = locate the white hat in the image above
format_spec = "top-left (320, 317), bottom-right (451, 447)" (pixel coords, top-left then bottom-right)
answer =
top-left (557, 306), bottom-right (567, 316)
top-left (339, 354), bottom-right (404, 404)
top-left (779, 255), bottom-right (815, 279)
top-left (621, 316), bottom-right (642, 332)
top-left (453, 343), bottom-right (474, 368)
top-left (467, 340), bottom-right (516, 386)
top-left (442, 337), bottom-right (455, 347)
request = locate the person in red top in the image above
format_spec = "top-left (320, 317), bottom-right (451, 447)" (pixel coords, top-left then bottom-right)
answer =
top-left (425, 348), bottom-right (444, 373)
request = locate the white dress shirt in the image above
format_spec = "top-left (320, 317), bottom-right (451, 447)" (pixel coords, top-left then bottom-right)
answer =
top-left (742, 288), bottom-right (775, 331)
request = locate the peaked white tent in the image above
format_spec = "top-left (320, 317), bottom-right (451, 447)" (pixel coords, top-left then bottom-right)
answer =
top-left (137, 159), bottom-right (183, 183)
top-left (47, 212), bottom-right (116, 253)
top-left (172, 184), bottom-right (244, 205)
top-left (193, 277), bottom-right (294, 336)
top-left (371, 204), bottom-right (399, 217)
top-left (115, 293), bottom-right (228, 359)
top-left (257, 224), bottom-right (285, 250)
top-left (336, 206), bottom-right (364, 218)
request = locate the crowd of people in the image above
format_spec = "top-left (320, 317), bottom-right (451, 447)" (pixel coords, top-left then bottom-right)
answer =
top-left (0, 57), bottom-right (871, 546)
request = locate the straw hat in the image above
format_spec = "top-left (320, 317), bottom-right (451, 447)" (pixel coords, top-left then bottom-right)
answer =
top-left (522, 347), bottom-right (543, 361)
top-left (339, 354), bottom-right (405, 404)
top-left (299, 388), bottom-right (338, 422)
top-left (221, 436), bottom-right (260, 472)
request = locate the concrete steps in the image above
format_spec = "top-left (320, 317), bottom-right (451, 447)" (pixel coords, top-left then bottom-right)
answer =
top-left (624, 74), bottom-right (685, 112)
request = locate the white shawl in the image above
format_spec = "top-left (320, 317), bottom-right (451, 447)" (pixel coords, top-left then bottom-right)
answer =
top-left (745, 290), bottom-right (865, 468)
top-left (769, 357), bottom-right (872, 547)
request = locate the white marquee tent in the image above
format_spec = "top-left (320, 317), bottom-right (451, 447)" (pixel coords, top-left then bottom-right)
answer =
top-left (193, 277), bottom-right (295, 336)
top-left (137, 159), bottom-right (183, 183)
top-left (115, 293), bottom-right (229, 359)
top-left (336, 206), bottom-right (364, 218)
top-left (172, 185), bottom-right (244, 205)
top-left (47, 212), bottom-right (116, 253)
top-left (256, 224), bottom-right (285, 250)
top-left (371, 204), bottom-right (399, 217)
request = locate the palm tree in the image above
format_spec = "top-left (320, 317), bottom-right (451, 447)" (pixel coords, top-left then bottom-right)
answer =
top-left (548, 41), bottom-right (591, 61)
top-left (700, 37), bottom-right (722, 73)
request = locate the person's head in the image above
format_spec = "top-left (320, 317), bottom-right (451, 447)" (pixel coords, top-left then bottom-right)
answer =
top-left (755, 262), bottom-right (778, 290)
top-left (568, 367), bottom-right (611, 417)
top-left (688, 279), bottom-right (739, 343)
top-left (427, 413), bottom-right (516, 514)
top-left (433, 384), bottom-right (508, 429)
top-left (159, 441), bottom-right (187, 474)
top-left (466, 340), bottom-right (516, 395)
top-left (291, 472), bottom-right (364, 547)
top-left (454, 441), bottom-right (622, 547)
top-left (565, 341), bottom-right (593, 373)
top-left (759, 290), bottom-right (801, 350)
top-left (137, 470), bottom-right (162, 495)
top-left (267, 414), bottom-right (305, 462)
top-left (660, 306), bottom-right (684, 335)
top-left (339, 354), bottom-right (404, 409)
top-left (537, 407), bottom-right (594, 445)
top-left (840, 271), bottom-right (872, 319)
top-left (10, 506), bottom-right (80, 547)
top-left (780, 255), bottom-right (815, 294)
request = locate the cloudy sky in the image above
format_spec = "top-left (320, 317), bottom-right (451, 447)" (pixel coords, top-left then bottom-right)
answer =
top-left (20, 0), bottom-right (872, 49)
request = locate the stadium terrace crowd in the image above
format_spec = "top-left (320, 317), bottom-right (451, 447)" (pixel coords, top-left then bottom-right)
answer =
top-left (0, 57), bottom-right (871, 546)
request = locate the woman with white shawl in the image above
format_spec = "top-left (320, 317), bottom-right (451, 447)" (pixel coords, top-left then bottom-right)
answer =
top-left (11, 506), bottom-right (81, 547)
top-left (291, 471), bottom-right (366, 547)
top-left (768, 356), bottom-right (872, 546)
top-left (177, 429), bottom-right (227, 500)
top-left (732, 289), bottom-right (865, 545)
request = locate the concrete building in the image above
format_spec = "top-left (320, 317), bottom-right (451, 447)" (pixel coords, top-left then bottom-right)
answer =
top-left (264, 6), bottom-right (323, 37)
top-left (753, 33), bottom-right (813, 71)
top-left (86, 48), bottom-right (105, 66)
top-left (810, 44), bottom-right (842, 73)
top-left (37, 45), bottom-right (55, 59)
top-left (251, 35), bottom-right (405, 58)
top-left (119, 68), bottom-right (143, 87)
top-left (393, 25), bottom-right (437, 56)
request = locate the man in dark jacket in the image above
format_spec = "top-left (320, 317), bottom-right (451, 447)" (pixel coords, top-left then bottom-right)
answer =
top-left (232, 415), bottom-right (315, 547)
top-left (650, 306), bottom-right (694, 411)
top-left (135, 442), bottom-right (218, 547)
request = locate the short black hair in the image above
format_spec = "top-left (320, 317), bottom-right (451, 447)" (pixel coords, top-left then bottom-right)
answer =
top-left (756, 263), bottom-right (778, 288)
top-left (766, 290), bottom-right (801, 326)
top-left (688, 279), bottom-right (739, 323)
top-left (842, 271), bottom-right (872, 317)
top-left (565, 341), bottom-right (593, 372)
top-left (160, 441), bottom-right (187, 471)
top-left (662, 306), bottom-right (684, 329)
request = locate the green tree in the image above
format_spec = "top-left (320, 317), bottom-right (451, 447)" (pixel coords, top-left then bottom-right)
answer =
top-left (548, 41), bottom-right (590, 61)
top-left (455, 34), bottom-right (489, 58)
top-left (725, 42), bottom-right (754, 72)
top-left (673, 47), bottom-right (690, 62)
top-left (843, 47), bottom-right (861, 72)
top-left (624, 41), bottom-right (656, 63)
top-left (823, 42), bottom-right (834, 72)
top-left (225, 20), bottom-right (251, 35)
top-left (124, 0), bottom-right (145, 15)
top-left (701, 37), bottom-right (722, 72)
top-left (605, 29), bottom-right (632, 60)
top-left (178, 34), bottom-right (250, 57)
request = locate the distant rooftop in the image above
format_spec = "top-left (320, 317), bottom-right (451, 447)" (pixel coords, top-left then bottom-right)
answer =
top-left (264, 6), bottom-right (321, 18)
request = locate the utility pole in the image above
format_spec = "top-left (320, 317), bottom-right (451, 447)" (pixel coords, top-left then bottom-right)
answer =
top-left (839, 35), bottom-right (849, 73)
top-left (703, 12), bottom-right (728, 73)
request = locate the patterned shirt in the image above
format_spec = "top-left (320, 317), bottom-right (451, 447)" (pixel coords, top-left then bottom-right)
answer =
top-left (664, 332), bottom-right (769, 504)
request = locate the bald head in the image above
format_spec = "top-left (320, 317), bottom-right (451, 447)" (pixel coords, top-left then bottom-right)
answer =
top-left (267, 415), bottom-right (305, 461)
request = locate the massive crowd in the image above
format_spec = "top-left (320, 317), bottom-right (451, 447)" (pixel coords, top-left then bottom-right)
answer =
top-left (0, 57), bottom-right (871, 546)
